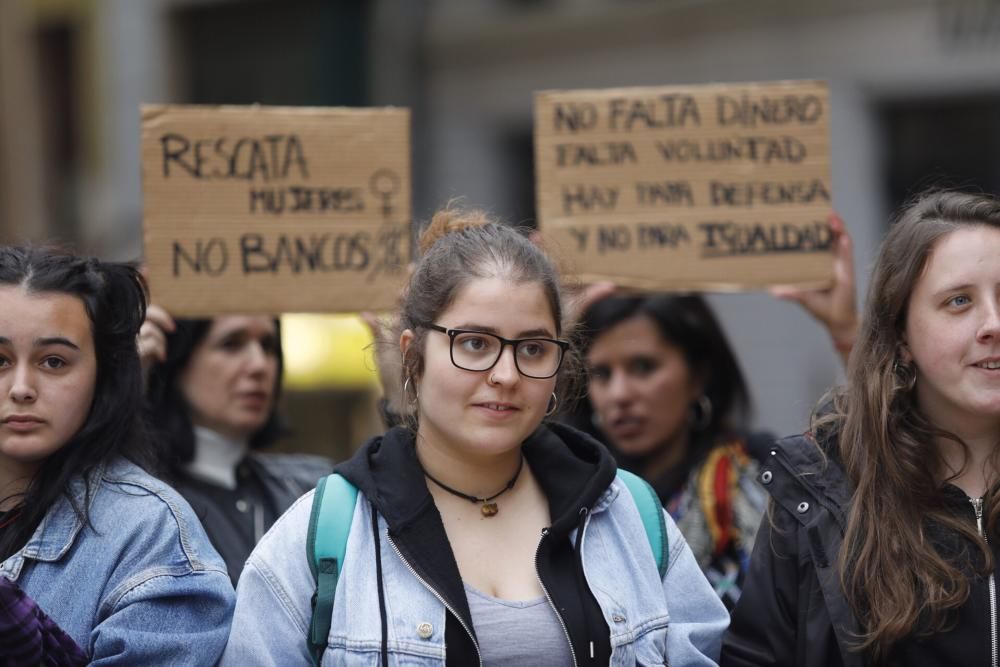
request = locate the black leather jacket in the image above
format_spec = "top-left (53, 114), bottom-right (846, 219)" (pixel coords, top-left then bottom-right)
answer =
top-left (722, 431), bottom-right (1000, 667)
top-left (174, 452), bottom-right (331, 585)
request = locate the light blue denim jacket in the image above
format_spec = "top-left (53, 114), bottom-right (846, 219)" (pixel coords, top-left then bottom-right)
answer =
top-left (224, 475), bottom-right (729, 665)
top-left (1, 458), bottom-right (235, 665)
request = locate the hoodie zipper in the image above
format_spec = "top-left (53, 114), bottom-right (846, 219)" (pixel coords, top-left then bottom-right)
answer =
top-left (535, 527), bottom-right (580, 667)
top-left (386, 535), bottom-right (483, 666)
top-left (971, 496), bottom-right (998, 667)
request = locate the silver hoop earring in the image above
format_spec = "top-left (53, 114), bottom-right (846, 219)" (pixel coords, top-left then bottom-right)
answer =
top-left (545, 392), bottom-right (558, 417)
top-left (403, 377), bottom-right (418, 403)
top-left (689, 394), bottom-right (712, 431)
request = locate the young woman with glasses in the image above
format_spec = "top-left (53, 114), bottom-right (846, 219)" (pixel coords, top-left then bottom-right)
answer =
top-left (223, 206), bottom-right (728, 665)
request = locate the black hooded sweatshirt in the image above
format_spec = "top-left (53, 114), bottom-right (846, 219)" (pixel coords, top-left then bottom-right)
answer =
top-left (335, 422), bottom-right (617, 666)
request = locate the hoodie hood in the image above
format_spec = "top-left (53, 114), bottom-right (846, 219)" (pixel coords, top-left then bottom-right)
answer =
top-left (335, 421), bottom-right (618, 536)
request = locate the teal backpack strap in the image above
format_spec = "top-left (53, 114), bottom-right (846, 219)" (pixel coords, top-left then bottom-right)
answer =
top-left (306, 473), bottom-right (359, 666)
top-left (616, 469), bottom-right (669, 579)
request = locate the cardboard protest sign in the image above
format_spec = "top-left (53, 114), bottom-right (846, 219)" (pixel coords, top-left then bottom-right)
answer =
top-left (141, 104), bottom-right (410, 315)
top-left (534, 80), bottom-right (833, 290)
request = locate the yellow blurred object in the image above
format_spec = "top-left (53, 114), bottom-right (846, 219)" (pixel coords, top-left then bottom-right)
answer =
top-left (281, 314), bottom-right (379, 390)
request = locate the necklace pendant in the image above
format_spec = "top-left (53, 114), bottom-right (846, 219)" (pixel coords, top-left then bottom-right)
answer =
top-left (481, 502), bottom-right (499, 517)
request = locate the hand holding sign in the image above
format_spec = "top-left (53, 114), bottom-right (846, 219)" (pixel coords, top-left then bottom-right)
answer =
top-left (771, 212), bottom-right (858, 365)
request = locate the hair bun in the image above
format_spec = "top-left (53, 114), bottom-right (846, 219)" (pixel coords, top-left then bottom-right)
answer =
top-left (418, 205), bottom-right (495, 255)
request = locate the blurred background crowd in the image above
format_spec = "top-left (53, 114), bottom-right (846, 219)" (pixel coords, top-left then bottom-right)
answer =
top-left (2, 0), bottom-right (1000, 459)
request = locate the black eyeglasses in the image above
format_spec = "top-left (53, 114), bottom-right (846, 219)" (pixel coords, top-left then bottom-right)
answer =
top-left (421, 323), bottom-right (568, 379)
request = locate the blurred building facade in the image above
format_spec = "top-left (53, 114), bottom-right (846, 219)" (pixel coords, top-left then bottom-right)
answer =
top-left (3, 0), bottom-right (1000, 446)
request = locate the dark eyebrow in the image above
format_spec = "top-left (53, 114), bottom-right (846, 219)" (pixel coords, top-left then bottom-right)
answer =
top-left (0, 336), bottom-right (81, 350)
top-left (35, 337), bottom-right (81, 351)
top-left (451, 324), bottom-right (557, 339)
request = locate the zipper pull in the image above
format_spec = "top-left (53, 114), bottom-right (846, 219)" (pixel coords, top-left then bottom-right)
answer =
top-left (972, 497), bottom-right (986, 536)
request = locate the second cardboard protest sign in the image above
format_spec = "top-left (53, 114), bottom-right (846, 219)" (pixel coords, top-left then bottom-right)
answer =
top-left (142, 105), bottom-right (410, 315)
top-left (534, 80), bottom-right (833, 290)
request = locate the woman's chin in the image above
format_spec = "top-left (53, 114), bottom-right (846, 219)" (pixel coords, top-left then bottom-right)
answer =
top-left (610, 436), bottom-right (659, 458)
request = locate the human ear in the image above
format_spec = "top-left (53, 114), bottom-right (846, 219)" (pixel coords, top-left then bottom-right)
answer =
top-left (400, 329), bottom-right (414, 360)
top-left (898, 335), bottom-right (913, 363)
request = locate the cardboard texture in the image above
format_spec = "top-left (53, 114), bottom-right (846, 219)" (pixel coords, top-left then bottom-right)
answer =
top-left (141, 104), bottom-right (411, 315)
top-left (534, 80), bottom-right (833, 291)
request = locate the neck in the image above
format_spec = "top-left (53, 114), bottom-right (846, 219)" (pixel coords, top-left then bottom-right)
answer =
top-left (640, 429), bottom-right (691, 482)
top-left (414, 431), bottom-right (523, 500)
top-left (0, 455), bottom-right (39, 511)
top-left (183, 426), bottom-right (250, 490)
top-left (937, 428), bottom-right (1000, 499)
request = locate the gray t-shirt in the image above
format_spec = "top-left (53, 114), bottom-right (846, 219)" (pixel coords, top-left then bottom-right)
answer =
top-left (464, 584), bottom-right (576, 666)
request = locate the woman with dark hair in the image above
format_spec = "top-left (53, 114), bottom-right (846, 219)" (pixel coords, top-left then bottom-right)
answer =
top-left (723, 190), bottom-right (1000, 666)
top-left (141, 310), bottom-right (331, 584)
top-left (224, 206), bottom-right (728, 665)
top-left (0, 246), bottom-right (233, 664)
top-left (576, 293), bottom-right (767, 609)
top-left (571, 214), bottom-right (858, 610)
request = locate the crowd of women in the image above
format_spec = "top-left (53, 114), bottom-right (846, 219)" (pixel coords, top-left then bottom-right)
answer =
top-left (1, 189), bottom-right (999, 665)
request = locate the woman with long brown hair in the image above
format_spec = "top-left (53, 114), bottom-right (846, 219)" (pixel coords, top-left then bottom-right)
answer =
top-left (723, 190), bottom-right (1000, 666)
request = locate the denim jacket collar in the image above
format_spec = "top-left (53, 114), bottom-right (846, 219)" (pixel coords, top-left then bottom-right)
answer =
top-left (3, 460), bottom-right (110, 577)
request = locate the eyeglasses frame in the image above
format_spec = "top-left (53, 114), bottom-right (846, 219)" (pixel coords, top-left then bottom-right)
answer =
top-left (420, 322), bottom-right (569, 379)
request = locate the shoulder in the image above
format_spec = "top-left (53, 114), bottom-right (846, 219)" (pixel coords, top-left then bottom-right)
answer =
top-left (235, 488), bottom-right (334, 637)
top-left (91, 459), bottom-right (227, 571)
top-left (251, 452), bottom-right (333, 487)
top-left (242, 488), bottom-right (317, 598)
top-left (739, 430), bottom-right (777, 463)
top-left (760, 432), bottom-right (852, 525)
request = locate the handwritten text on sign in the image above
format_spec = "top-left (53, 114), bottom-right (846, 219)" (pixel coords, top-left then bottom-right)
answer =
top-left (534, 81), bottom-right (833, 290)
top-left (142, 105), bottom-right (410, 315)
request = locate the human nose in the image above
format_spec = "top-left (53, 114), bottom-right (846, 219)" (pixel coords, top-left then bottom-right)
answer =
top-left (488, 344), bottom-right (520, 385)
top-left (978, 300), bottom-right (1000, 342)
top-left (605, 371), bottom-right (635, 404)
top-left (245, 342), bottom-right (272, 375)
top-left (8, 365), bottom-right (37, 403)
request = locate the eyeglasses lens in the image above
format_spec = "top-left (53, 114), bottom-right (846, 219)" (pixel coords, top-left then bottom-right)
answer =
top-left (450, 332), bottom-right (561, 378)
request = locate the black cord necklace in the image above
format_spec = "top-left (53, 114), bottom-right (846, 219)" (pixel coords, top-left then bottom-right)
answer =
top-left (423, 456), bottom-right (524, 517)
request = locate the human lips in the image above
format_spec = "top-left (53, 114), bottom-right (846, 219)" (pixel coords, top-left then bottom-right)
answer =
top-left (236, 390), bottom-right (270, 409)
top-left (1, 415), bottom-right (45, 432)
top-left (971, 357), bottom-right (1000, 371)
top-left (606, 413), bottom-right (646, 439)
top-left (472, 401), bottom-right (521, 417)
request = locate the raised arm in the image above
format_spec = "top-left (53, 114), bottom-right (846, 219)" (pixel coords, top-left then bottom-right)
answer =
top-left (771, 212), bottom-right (859, 367)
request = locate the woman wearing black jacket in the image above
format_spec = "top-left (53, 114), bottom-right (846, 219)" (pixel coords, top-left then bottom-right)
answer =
top-left (141, 310), bottom-right (331, 585)
top-left (724, 191), bottom-right (1000, 666)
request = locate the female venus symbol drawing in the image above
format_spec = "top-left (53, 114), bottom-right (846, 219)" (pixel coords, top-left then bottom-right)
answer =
top-left (369, 169), bottom-right (401, 221)
top-left (367, 168), bottom-right (406, 283)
